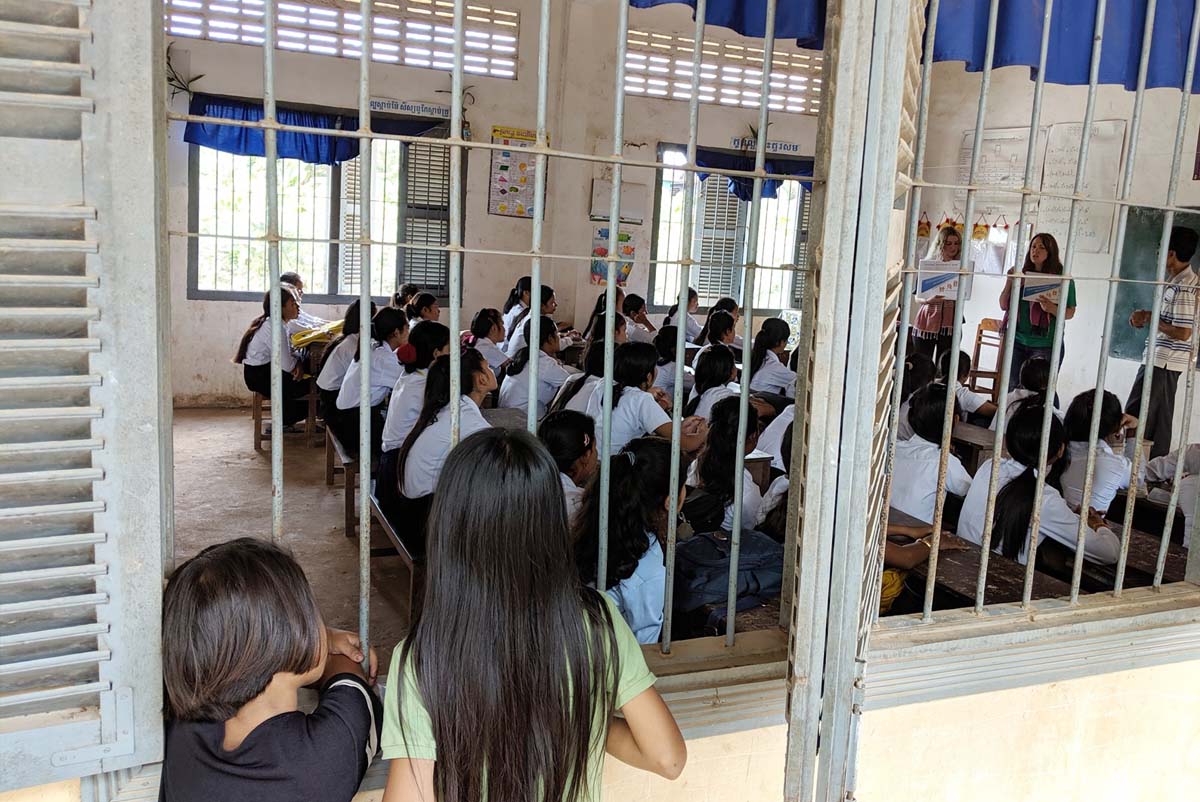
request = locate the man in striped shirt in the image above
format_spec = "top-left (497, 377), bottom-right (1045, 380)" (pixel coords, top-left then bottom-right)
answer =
top-left (1125, 226), bottom-right (1199, 459)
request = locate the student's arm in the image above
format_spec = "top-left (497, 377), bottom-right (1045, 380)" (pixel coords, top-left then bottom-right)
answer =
top-left (884, 534), bottom-right (968, 570)
top-left (605, 687), bottom-right (686, 780)
top-left (651, 421), bottom-right (707, 453)
top-left (977, 400), bottom-right (998, 417)
top-left (382, 758), bottom-right (436, 802)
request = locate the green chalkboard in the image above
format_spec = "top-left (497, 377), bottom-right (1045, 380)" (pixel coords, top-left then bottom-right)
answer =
top-left (1109, 207), bottom-right (1200, 361)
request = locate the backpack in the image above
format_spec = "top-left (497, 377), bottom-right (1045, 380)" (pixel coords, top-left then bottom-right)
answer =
top-left (681, 487), bottom-right (727, 534)
top-left (673, 529), bottom-right (784, 622)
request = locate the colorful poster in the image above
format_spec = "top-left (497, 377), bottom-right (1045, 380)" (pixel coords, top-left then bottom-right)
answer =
top-left (488, 125), bottom-right (538, 217)
top-left (590, 227), bottom-right (635, 286)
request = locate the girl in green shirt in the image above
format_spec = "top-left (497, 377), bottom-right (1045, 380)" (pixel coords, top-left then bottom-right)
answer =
top-left (1000, 232), bottom-right (1076, 397)
top-left (380, 428), bottom-right (687, 802)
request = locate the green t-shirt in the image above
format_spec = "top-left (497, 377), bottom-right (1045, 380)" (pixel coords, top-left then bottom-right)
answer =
top-left (380, 594), bottom-right (656, 801)
top-left (1015, 278), bottom-right (1077, 348)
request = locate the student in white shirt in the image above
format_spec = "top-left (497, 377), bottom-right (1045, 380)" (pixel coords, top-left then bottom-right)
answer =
top-left (501, 275), bottom-right (532, 344)
top-left (537, 409), bottom-right (598, 525)
top-left (687, 396), bottom-right (764, 532)
top-left (759, 421), bottom-right (796, 542)
top-left (580, 287), bottom-right (624, 341)
top-left (404, 292), bottom-right (441, 325)
top-left (465, 308), bottom-right (510, 373)
top-left (663, 286), bottom-right (702, 343)
top-left (890, 383), bottom-right (974, 523)
top-left (504, 284), bottom-right (558, 357)
top-left (939, 350), bottom-right (997, 425)
top-left (1146, 444), bottom-right (1200, 546)
top-left (1057, 389), bottom-right (1135, 514)
top-left (498, 316), bottom-right (573, 419)
top-left (550, 338), bottom-right (606, 415)
top-left (623, 293), bottom-right (657, 344)
top-left (748, 318), bottom-right (798, 398)
top-left (580, 310), bottom-right (627, 366)
top-left (695, 298), bottom-right (743, 348)
top-left (684, 344), bottom-right (773, 422)
top-left (958, 403), bottom-right (1120, 566)
top-left (758, 403), bottom-right (795, 471)
top-left (989, 355), bottom-right (1054, 432)
top-left (692, 310), bottom-right (736, 365)
top-left (280, 271), bottom-right (329, 332)
top-left (585, 342), bottom-right (707, 456)
top-left (315, 299), bottom-right (374, 422)
top-left (650, 325), bottom-right (694, 401)
top-left (390, 282), bottom-right (421, 312)
top-left (334, 308), bottom-right (408, 456)
top-left (895, 351), bottom-right (936, 442)
top-left (574, 436), bottom-right (686, 644)
top-left (391, 349), bottom-right (495, 551)
top-left (235, 287), bottom-right (309, 427)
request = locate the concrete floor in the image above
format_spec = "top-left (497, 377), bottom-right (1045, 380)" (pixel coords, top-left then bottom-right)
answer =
top-left (172, 408), bottom-right (411, 665)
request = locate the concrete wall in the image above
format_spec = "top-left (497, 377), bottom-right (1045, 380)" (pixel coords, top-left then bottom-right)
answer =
top-left (919, 62), bottom-right (1200, 452)
top-left (167, 2), bottom-right (818, 405)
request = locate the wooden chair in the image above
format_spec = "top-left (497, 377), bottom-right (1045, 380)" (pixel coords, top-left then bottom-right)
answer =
top-left (969, 318), bottom-right (1005, 404)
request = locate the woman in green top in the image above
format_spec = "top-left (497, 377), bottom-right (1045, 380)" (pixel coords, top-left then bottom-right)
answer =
top-left (1000, 232), bottom-right (1076, 397)
top-left (380, 427), bottom-right (687, 802)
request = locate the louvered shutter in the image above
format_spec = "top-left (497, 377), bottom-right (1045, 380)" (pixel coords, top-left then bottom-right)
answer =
top-left (791, 188), bottom-right (813, 307)
top-left (401, 138), bottom-right (451, 297)
top-left (337, 156), bottom-right (363, 294)
top-left (1, 0), bottom-right (167, 790)
top-left (692, 176), bottom-right (745, 305)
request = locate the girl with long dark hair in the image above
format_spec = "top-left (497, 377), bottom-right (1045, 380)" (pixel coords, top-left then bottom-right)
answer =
top-left (380, 428), bottom-right (686, 800)
top-left (575, 436), bottom-right (688, 645)
top-left (895, 351), bottom-right (936, 442)
top-left (663, 286), bottom-right (701, 341)
top-left (405, 292), bottom-right (440, 324)
top-left (650, 325), bottom-right (693, 399)
top-left (988, 355), bottom-right (1055, 433)
top-left (504, 284), bottom-right (558, 357)
top-left (747, 317), bottom-right (797, 397)
top-left (693, 310), bottom-right (736, 362)
top-left (234, 287), bottom-right (309, 427)
top-left (695, 297), bottom-right (741, 347)
top-left (538, 409), bottom-right (598, 522)
top-left (501, 275), bottom-right (532, 338)
top-left (550, 334), bottom-right (607, 415)
top-left (958, 404), bottom-right (1119, 565)
top-left (315, 299), bottom-right (376, 422)
top-left (1057, 389), bottom-right (1134, 515)
top-left (392, 283), bottom-right (421, 311)
top-left (1000, 232), bottom-right (1076, 391)
top-left (464, 307), bottom-right (509, 371)
top-left (581, 287), bottom-right (625, 340)
top-left (498, 316), bottom-right (573, 418)
top-left (333, 308), bottom-right (409, 455)
top-left (687, 396), bottom-right (764, 532)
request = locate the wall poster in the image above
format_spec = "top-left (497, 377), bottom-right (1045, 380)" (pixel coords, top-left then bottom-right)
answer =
top-left (488, 125), bottom-right (540, 218)
top-left (590, 226), bottom-right (636, 286)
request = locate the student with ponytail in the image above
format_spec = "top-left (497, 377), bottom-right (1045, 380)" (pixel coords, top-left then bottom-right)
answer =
top-left (988, 355), bottom-right (1057, 432)
top-left (687, 396), bottom-right (764, 532)
top-left (958, 403), bottom-right (1119, 566)
top-left (464, 307), bottom-right (509, 371)
top-left (405, 292), bottom-right (440, 324)
top-left (391, 283), bottom-right (420, 311)
top-left (684, 344), bottom-right (773, 421)
top-left (550, 335), bottom-right (606, 415)
top-left (380, 428), bottom-right (685, 801)
top-left (316, 299), bottom-right (376, 423)
top-left (501, 275), bottom-right (533, 340)
top-left (234, 286), bottom-right (309, 427)
top-left (664, 286), bottom-right (702, 342)
top-left (1058, 389), bottom-right (1135, 515)
top-left (498, 316), bottom-right (573, 418)
top-left (378, 320), bottom-right (450, 499)
top-left (651, 325), bottom-right (693, 398)
top-left (333, 308), bottom-right (408, 455)
top-left (695, 298), bottom-right (740, 348)
top-left (748, 318), bottom-right (797, 397)
top-left (574, 436), bottom-right (687, 644)
top-left (581, 287), bottom-right (625, 340)
top-left (504, 284), bottom-right (559, 357)
top-left (538, 409), bottom-right (599, 522)
top-left (584, 341), bottom-right (707, 456)
top-left (693, 310), bottom-right (736, 362)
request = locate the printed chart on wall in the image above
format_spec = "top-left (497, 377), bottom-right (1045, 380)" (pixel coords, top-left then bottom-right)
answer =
top-left (1037, 120), bottom-right (1126, 254)
top-left (954, 126), bottom-right (1048, 218)
top-left (590, 227), bottom-right (636, 286)
top-left (489, 125), bottom-right (539, 217)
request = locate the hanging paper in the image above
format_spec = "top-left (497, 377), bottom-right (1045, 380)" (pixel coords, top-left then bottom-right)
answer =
top-left (972, 215), bottom-right (989, 240)
top-left (489, 125), bottom-right (541, 218)
top-left (590, 227), bottom-right (635, 286)
top-left (916, 259), bottom-right (972, 301)
top-left (917, 212), bottom-right (932, 238)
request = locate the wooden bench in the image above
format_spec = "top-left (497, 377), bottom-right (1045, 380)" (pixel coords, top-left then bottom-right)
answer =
top-left (326, 428), bottom-right (359, 537)
top-left (325, 427), bottom-right (352, 486)
top-left (368, 489), bottom-right (416, 621)
top-left (1075, 523), bottom-right (1189, 589)
top-left (251, 392), bottom-right (270, 452)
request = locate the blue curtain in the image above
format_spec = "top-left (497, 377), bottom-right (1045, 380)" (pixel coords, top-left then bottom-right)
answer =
top-left (183, 93), bottom-right (444, 165)
top-left (630, 0), bottom-right (825, 48)
top-left (695, 147), bottom-right (814, 200)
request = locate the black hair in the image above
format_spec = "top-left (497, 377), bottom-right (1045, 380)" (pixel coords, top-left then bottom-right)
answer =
top-left (696, 396), bottom-right (759, 507)
top-left (581, 311), bottom-right (626, 367)
top-left (538, 409), bottom-right (596, 476)
top-left (401, 427), bottom-right (620, 802)
top-left (354, 306), bottom-right (409, 362)
top-left (233, 286), bottom-right (299, 363)
top-left (406, 292), bottom-right (438, 321)
top-left (318, 299), bottom-right (377, 375)
top-left (750, 318), bottom-right (790, 378)
top-left (575, 436), bottom-right (683, 590)
top-left (901, 351), bottom-right (936, 404)
top-left (582, 288), bottom-right (625, 339)
top-left (665, 287), bottom-right (698, 323)
top-left (469, 307), bottom-right (503, 341)
top-left (1064, 389), bottom-right (1123, 443)
top-left (908, 382), bottom-right (954, 444)
top-left (507, 285), bottom-right (556, 344)
top-left (392, 283), bottom-right (421, 309)
top-left (696, 309), bottom-right (735, 346)
top-left (654, 325), bottom-right (679, 366)
top-left (162, 537), bottom-right (322, 721)
top-left (1170, 226), bottom-right (1199, 263)
top-left (610, 341), bottom-right (660, 410)
top-left (503, 275), bottom-right (532, 315)
top-left (939, 349), bottom-right (972, 383)
top-left (507, 316), bottom-right (558, 377)
top-left (684, 344), bottom-right (735, 417)
top-left (402, 320), bottom-right (450, 374)
top-left (397, 348), bottom-right (488, 495)
top-left (279, 271), bottom-right (303, 288)
top-left (622, 293), bottom-right (647, 318)
top-left (993, 403), bottom-right (1067, 560)
top-left (550, 337), bottom-right (606, 414)
top-left (1018, 355), bottom-right (1051, 396)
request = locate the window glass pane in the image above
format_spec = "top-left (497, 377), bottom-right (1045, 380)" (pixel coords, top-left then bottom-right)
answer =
top-left (652, 149), bottom-right (690, 307)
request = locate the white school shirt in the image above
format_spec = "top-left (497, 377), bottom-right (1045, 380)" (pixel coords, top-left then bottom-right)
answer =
top-left (380, 370), bottom-right (427, 452)
top-left (759, 404), bottom-right (795, 471)
top-left (474, 337), bottom-right (509, 371)
top-left (651, 361), bottom-right (693, 400)
top-left (749, 349), bottom-right (797, 398)
top-left (243, 319), bottom-right (300, 372)
top-left (559, 472), bottom-right (584, 524)
top-left (958, 457), bottom-right (1120, 565)
top-left (688, 384), bottom-right (738, 421)
top-left (606, 532), bottom-right (665, 645)
top-left (896, 400), bottom-right (914, 441)
top-left (585, 386), bottom-right (670, 456)
top-left (1059, 440), bottom-right (1133, 514)
top-left (889, 435), bottom-right (973, 523)
top-left (955, 382), bottom-right (990, 416)
top-left (1145, 444), bottom-right (1200, 484)
top-left (761, 474), bottom-right (790, 520)
top-left (316, 334), bottom-right (358, 392)
top-left (502, 302), bottom-right (528, 341)
top-left (627, 322), bottom-right (655, 344)
top-left (550, 373), bottom-right (600, 415)
top-left (497, 351), bottom-right (572, 419)
top-left (336, 343), bottom-right (402, 410)
top-left (1149, 478), bottom-right (1199, 547)
top-left (665, 311), bottom-right (703, 342)
top-left (400, 397), bottom-right (491, 498)
top-left (987, 388), bottom-right (1061, 431)
top-left (1146, 445), bottom-right (1200, 546)
top-left (687, 461), bottom-right (765, 531)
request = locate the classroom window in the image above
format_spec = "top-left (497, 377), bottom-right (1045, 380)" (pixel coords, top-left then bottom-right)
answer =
top-left (650, 148), bottom-right (811, 311)
top-left (624, 28), bottom-right (822, 113)
top-left (164, 0), bottom-right (519, 79)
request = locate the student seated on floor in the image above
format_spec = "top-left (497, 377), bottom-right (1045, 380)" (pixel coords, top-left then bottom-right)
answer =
top-left (234, 287), bottom-right (310, 429)
top-left (574, 436), bottom-right (684, 645)
top-left (160, 538), bottom-right (380, 802)
top-left (405, 292), bottom-right (441, 325)
top-left (623, 293), bottom-right (657, 344)
top-left (684, 344), bottom-right (773, 422)
top-left (585, 341), bottom-right (707, 456)
top-left (392, 349), bottom-right (495, 555)
top-left (890, 382), bottom-right (973, 525)
top-left (989, 355), bottom-right (1058, 432)
top-left (747, 318), bottom-right (798, 398)
top-left (380, 429), bottom-right (686, 799)
top-left (650, 325), bottom-right (693, 400)
top-left (1057, 389), bottom-right (1137, 515)
top-left (938, 350), bottom-right (997, 425)
top-left (504, 284), bottom-right (558, 357)
top-left (538, 409), bottom-right (598, 524)
top-left (686, 396), bottom-right (764, 532)
top-left (315, 300), bottom-right (374, 427)
top-left (334, 308), bottom-right (408, 456)
top-left (958, 403), bottom-right (1120, 566)
top-left (498, 316), bottom-right (573, 419)
top-left (464, 307), bottom-right (510, 373)
top-left (1146, 444), bottom-right (1200, 546)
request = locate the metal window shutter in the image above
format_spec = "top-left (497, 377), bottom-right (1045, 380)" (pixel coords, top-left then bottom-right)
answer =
top-left (337, 156), bottom-right (363, 294)
top-left (402, 138), bottom-right (451, 296)
top-left (693, 177), bottom-right (744, 304)
top-left (791, 188), bottom-right (813, 307)
top-left (1, 0), bottom-right (166, 791)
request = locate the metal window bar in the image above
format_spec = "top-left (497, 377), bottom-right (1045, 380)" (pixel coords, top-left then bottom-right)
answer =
top-left (263, 0), bottom-right (284, 545)
top-left (526, 0), bottom-right (550, 433)
top-left (355, 0), bottom-right (374, 674)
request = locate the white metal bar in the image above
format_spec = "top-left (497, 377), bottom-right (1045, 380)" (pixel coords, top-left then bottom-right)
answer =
top-left (525, 0), bottom-right (550, 433)
top-left (263, 0), bottom-right (284, 545)
top-left (356, 0), bottom-right (375, 675)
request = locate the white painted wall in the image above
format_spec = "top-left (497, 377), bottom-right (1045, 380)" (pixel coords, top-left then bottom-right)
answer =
top-left (166, 1), bottom-right (818, 405)
top-left (920, 62), bottom-right (1200, 452)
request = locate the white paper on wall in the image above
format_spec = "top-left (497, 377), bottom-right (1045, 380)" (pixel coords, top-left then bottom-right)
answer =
top-left (1036, 120), bottom-right (1126, 254)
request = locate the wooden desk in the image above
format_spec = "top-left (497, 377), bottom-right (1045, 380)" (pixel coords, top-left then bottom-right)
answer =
top-left (952, 420), bottom-right (1000, 473)
top-left (482, 406), bottom-right (529, 430)
top-left (1109, 488), bottom-right (1187, 545)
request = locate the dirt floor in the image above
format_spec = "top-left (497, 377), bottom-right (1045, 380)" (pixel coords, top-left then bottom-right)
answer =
top-left (172, 408), bottom-right (411, 666)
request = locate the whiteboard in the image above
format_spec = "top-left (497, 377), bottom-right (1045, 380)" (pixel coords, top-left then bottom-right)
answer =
top-left (1036, 120), bottom-right (1127, 254)
top-left (954, 126), bottom-right (1048, 218)
top-left (589, 179), bottom-right (647, 225)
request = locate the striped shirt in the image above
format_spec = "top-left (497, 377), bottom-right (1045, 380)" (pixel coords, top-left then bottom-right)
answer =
top-left (1147, 266), bottom-right (1199, 372)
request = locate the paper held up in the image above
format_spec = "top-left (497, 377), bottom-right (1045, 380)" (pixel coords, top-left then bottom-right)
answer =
top-left (915, 259), bottom-right (972, 301)
top-left (1021, 274), bottom-right (1063, 304)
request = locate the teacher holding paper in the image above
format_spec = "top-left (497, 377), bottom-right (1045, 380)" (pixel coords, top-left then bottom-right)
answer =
top-left (910, 226), bottom-right (963, 363)
top-left (1000, 232), bottom-right (1076, 392)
